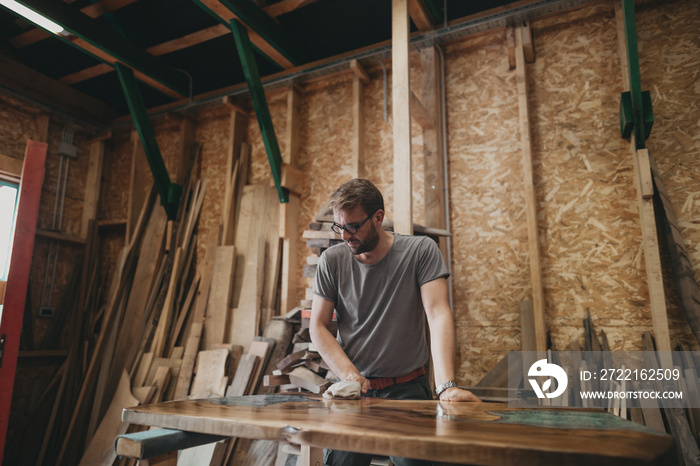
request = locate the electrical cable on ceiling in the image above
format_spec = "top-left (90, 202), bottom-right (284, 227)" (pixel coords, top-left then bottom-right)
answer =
top-left (176, 68), bottom-right (194, 103)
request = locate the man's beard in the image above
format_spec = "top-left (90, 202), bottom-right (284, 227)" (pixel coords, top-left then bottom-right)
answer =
top-left (346, 222), bottom-right (379, 255)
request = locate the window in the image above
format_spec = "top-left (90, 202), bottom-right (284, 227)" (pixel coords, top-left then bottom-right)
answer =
top-left (0, 181), bottom-right (19, 281)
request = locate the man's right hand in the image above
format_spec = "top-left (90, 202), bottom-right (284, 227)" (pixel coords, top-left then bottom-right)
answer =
top-left (344, 373), bottom-right (370, 393)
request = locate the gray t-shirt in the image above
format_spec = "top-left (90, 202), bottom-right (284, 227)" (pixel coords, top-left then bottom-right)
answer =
top-left (312, 234), bottom-right (449, 378)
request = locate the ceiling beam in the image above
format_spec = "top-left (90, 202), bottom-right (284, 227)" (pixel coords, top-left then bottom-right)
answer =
top-left (194, 0), bottom-right (305, 69)
top-left (60, 24), bottom-right (230, 85)
top-left (262, 0), bottom-right (317, 17)
top-left (10, 0), bottom-right (139, 49)
top-left (409, 0), bottom-right (435, 31)
top-left (0, 53), bottom-right (117, 124)
top-left (108, 0), bottom-right (600, 123)
top-left (58, 0), bottom-right (315, 86)
top-left (13, 0), bottom-right (189, 99)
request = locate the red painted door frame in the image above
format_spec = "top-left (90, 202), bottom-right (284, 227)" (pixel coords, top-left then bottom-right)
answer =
top-left (0, 141), bottom-right (47, 463)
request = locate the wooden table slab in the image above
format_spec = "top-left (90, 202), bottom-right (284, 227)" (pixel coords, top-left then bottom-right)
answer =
top-left (122, 394), bottom-right (675, 465)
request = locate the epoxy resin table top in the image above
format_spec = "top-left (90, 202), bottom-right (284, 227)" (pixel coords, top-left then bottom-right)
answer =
top-left (121, 393), bottom-right (674, 465)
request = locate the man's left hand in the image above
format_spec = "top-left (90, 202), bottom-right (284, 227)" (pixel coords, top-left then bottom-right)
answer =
top-left (438, 387), bottom-right (481, 402)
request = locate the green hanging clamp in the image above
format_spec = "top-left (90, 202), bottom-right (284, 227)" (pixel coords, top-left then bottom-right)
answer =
top-left (115, 62), bottom-right (182, 219)
top-left (619, 0), bottom-right (653, 149)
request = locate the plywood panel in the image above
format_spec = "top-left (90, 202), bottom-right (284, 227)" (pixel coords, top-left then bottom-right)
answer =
top-left (193, 105), bottom-right (230, 266)
top-left (0, 94), bottom-right (37, 159)
top-left (634, 0), bottom-right (700, 350)
top-left (444, 31), bottom-right (526, 384)
top-left (247, 90), bottom-right (287, 186)
top-left (528, 4), bottom-right (654, 351)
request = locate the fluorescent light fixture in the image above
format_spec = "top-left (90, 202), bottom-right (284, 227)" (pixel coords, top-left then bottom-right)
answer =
top-left (0, 0), bottom-right (64, 35)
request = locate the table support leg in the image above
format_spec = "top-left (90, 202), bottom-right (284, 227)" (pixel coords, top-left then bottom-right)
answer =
top-left (138, 450), bottom-right (177, 465)
top-left (300, 445), bottom-right (323, 466)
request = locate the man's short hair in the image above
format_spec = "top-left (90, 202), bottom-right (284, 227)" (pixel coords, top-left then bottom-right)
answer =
top-left (328, 178), bottom-right (384, 216)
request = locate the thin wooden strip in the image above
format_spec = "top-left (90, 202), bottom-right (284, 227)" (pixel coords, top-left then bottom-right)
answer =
top-left (204, 245), bottom-right (236, 350)
top-left (515, 22), bottom-right (546, 354)
top-left (173, 323), bottom-right (204, 400)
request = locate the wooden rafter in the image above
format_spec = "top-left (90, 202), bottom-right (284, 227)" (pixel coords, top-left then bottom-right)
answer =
top-left (263, 0), bottom-right (317, 17)
top-left (10, 0), bottom-right (139, 49)
top-left (195, 0), bottom-right (304, 69)
top-left (11, 0), bottom-right (189, 99)
top-left (409, 0), bottom-right (435, 31)
top-left (59, 24), bottom-right (230, 85)
top-left (0, 53), bottom-right (117, 124)
top-left (59, 0), bottom-right (314, 86)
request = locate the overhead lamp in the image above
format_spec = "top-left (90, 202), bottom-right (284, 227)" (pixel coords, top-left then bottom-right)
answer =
top-left (0, 0), bottom-right (65, 35)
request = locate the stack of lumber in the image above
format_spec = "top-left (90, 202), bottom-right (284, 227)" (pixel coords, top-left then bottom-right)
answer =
top-left (263, 332), bottom-right (337, 395)
top-left (259, 219), bottom-right (344, 396)
top-left (68, 169), bottom-right (209, 466)
top-left (300, 219), bottom-right (343, 310)
top-left (27, 132), bottom-right (293, 466)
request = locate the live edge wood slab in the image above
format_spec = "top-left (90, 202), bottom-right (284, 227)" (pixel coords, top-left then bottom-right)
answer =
top-left (121, 394), bottom-right (675, 465)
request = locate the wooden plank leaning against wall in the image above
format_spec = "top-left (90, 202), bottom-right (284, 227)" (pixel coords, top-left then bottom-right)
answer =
top-left (613, 1), bottom-right (672, 361)
top-left (514, 22), bottom-right (547, 355)
top-left (280, 86), bottom-right (302, 316)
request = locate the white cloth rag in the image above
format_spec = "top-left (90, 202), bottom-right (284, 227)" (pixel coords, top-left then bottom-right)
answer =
top-left (322, 381), bottom-right (362, 400)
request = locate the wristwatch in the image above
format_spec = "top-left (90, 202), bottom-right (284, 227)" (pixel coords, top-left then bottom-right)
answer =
top-left (435, 380), bottom-right (457, 398)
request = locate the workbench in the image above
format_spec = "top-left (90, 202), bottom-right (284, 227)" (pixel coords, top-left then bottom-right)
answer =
top-left (120, 393), bottom-right (675, 465)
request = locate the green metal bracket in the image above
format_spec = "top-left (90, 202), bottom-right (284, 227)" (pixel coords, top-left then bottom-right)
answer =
top-left (230, 18), bottom-right (289, 204)
top-left (192, 0), bottom-right (305, 70)
top-left (221, 0), bottom-right (305, 66)
top-left (115, 62), bottom-right (182, 219)
top-left (620, 0), bottom-right (652, 149)
top-left (620, 90), bottom-right (653, 139)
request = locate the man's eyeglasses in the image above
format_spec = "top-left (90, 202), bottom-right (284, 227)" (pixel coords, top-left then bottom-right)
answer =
top-left (331, 212), bottom-right (375, 235)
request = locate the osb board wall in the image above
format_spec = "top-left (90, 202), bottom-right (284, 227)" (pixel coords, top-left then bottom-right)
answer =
top-left (0, 93), bottom-right (88, 346)
top-left (32, 122), bottom-right (90, 346)
top-left (192, 105), bottom-right (231, 261)
top-left (451, 0), bottom-right (700, 385)
top-left (529, 0), bottom-right (698, 354)
top-left (636, 0), bottom-right (700, 347)
top-left (0, 94), bottom-right (36, 158)
top-left (445, 30), bottom-right (526, 383)
top-left (98, 118), bottom-right (189, 301)
top-left (527, 3), bottom-right (653, 355)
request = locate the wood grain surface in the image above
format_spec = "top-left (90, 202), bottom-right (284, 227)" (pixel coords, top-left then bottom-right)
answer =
top-left (122, 394), bottom-right (675, 465)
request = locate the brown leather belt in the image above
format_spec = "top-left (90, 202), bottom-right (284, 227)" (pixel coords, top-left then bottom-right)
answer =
top-left (367, 367), bottom-right (426, 390)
